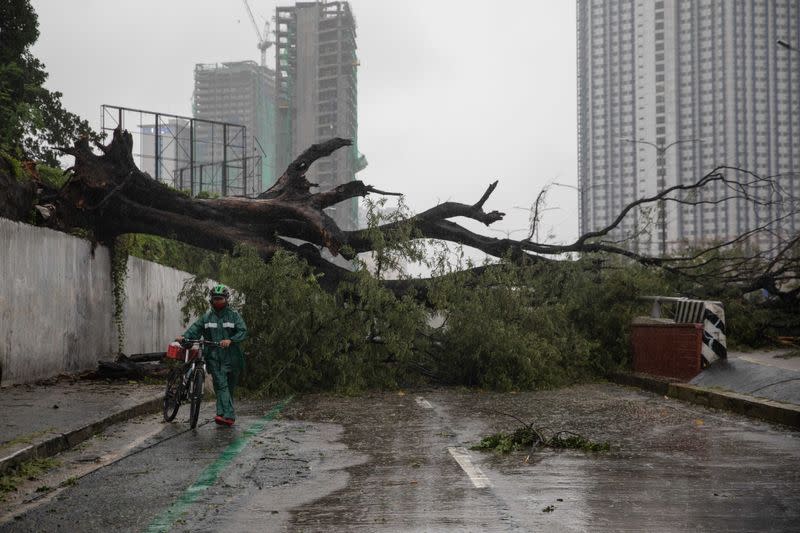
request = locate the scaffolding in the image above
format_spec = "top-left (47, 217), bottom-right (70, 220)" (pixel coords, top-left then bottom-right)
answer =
top-left (192, 61), bottom-right (277, 191)
top-left (101, 104), bottom-right (261, 198)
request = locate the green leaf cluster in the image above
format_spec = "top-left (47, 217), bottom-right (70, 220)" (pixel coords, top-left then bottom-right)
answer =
top-left (472, 427), bottom-right (610, 454)
top-left (120, 233), bottom-right (223, 277)
top-left (0, 457), bottom-right (59, 501)
top-left (0, 0), bottom-right (100, 166)
top-left (176, 237), bottom-right (675, 395)
top-left (180, 246), bottom-right (428, 396)
top-left (421, 253), bottom-right (669, 390)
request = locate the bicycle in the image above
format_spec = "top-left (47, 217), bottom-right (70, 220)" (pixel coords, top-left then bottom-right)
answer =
top-left (163, 339), bottom-right (218, 429)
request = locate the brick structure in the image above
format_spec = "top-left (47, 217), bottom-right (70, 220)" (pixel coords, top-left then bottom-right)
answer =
top-left (631, 323), bottom-right (704, 381)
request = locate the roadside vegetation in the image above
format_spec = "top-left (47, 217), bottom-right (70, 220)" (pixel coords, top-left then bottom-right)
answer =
top-left (0, 458), bottom-right (59, 501)
top-left (168, 206), bottom-right (796, 395)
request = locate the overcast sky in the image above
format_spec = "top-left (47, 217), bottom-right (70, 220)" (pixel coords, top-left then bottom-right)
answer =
top-left (30, 0), bottom-right (579, 246)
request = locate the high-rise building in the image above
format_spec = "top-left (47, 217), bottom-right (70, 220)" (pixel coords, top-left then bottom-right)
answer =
top-left (193, 61), bottom-right (278, 195)
top-left (275, 1), bottom-right (366, 230)
top-left (577, 0), bottom-right (799, 255)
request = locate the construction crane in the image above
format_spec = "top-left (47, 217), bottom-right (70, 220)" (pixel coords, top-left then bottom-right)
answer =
top-left (242, 0), bottom-right (273, 66)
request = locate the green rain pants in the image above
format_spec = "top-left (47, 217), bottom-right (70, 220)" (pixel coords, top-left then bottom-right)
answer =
top-left (207, 351), bottom-right (240, 420)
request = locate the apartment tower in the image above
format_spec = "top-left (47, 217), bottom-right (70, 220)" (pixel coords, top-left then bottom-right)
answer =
top-left (193, 61), bottom-right (278, 196)
top-left (577, 0), bottom-right (799, 255)
top-left (275, 1), bottom-right (365, 230)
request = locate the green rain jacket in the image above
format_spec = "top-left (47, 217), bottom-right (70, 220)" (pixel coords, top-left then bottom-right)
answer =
top-left (183, 307), bottom-right (248, 371)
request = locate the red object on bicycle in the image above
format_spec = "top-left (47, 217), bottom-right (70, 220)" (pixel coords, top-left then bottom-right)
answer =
top-left (165, 342), bottom-right (185, 360)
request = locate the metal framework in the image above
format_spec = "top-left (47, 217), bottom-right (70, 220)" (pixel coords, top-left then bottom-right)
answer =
top-left (101, 105), bottom-right (261, 197)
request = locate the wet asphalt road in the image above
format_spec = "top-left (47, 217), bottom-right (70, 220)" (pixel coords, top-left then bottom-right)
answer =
top-left (2, 383), bottom-right (799, 532)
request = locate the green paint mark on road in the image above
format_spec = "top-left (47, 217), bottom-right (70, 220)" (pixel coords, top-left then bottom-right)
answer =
top-left (145, 398), bottom-right (292, 532)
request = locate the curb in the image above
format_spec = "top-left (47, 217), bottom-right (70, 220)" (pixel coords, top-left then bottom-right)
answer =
top-left (610, 371), bottom-right (800, 429)
top-left (0, 394), bottom-right (163, 476)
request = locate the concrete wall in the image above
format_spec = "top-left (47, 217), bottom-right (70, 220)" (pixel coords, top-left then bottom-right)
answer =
top-left (122, 256), bottom-right (192, 357)
top-left (0, 218), bottom-right (194, 386)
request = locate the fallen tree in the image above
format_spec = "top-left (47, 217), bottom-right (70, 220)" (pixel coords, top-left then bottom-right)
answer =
top-left (2, 127), bottom-right (797, 302)
top-left (2, 129), bottom-right (799, 391)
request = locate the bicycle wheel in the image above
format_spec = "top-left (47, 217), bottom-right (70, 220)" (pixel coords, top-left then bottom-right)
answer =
top-left (188, 367), bottom-right (205, 429)
top-left (163, 367), bottom-right (182, 422)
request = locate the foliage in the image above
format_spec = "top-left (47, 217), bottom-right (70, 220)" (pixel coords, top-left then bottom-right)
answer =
top-left (178, 237), bottom-right (673, 394)
top-left (421, 252), bottom-right (669, 390)
top-left (171, 196), bottom-right (785, 395)
top-left (357, 197), bottom-right (428, 279)
top-left (111, 238), bottom-right (130, 353)
top-left (0, 0), bottom-right (100, 166)
top-left (472, 427), bottom-right (610, 454)
top-left (194, 190), bottom-right (220, 199)
top-left (723, 297), bottom-right (775, 348)
top-left (120, 233), bottom-right (224, 277)
top-left (35, 162), bottom-right (69, 188)
top-left (180, 246), bottom-right (427, 395)
top-left (658, 242), bottom-right (800, 348)
top-left (0, 457), bottom-right (59, 501)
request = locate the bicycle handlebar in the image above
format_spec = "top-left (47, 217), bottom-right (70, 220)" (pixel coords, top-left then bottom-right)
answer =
top-left (181, 339), bottom-right (220, 347)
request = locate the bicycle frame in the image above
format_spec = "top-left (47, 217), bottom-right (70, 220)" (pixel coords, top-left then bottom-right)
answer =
top-left (163, 339), bottom-right (218, 427)
top-left (178, 339), bottom-right (217, 393)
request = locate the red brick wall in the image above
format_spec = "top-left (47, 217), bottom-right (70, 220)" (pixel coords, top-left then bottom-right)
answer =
top-left (630, 323), bottom-right (703, 381)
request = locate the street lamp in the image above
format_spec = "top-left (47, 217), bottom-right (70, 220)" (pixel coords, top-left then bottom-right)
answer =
top-left (487, 227), bottom-right (530, 239)
top-left (552, 181), bottom-right (594, 236)
top-left (620, 137), bottom-right (705, 256)
top-left (508, 204), bottom-right (561, 242)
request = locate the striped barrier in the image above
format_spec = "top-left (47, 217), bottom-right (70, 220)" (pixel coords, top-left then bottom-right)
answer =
top-left (674, 299), bottom-right (727, 365)
top-left (642, 296), bottom-right (727, 367)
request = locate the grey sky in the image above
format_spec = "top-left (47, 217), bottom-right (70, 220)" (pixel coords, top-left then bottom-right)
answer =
top-left (30, 0), bottom-right (579, 245)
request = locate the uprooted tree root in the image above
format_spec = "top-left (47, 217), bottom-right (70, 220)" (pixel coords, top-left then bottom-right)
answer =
top-left (471, 410), bottom-right (610, 454)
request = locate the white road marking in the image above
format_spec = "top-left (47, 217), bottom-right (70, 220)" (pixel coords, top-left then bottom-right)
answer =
top-left (448, 446), bottom-right (492, 488)
top-left (415, 397), bottom-right (433, 409)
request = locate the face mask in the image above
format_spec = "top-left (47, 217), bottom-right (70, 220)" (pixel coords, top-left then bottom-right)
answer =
top-left (212, 299), bottom-right (227, 311)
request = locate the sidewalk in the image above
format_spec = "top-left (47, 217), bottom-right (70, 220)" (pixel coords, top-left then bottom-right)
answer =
top-left (0, 379), bottom-right (163, 474)
top-left (612, 349), bottom-right (800, 428)
top-left (691, 349), bottom-right (800, 405)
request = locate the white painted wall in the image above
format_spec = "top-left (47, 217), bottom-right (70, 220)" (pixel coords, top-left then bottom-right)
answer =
top-left (122, 256), bottom-right (192, 357)
top-left (0, 218), bottom-right (194, 386)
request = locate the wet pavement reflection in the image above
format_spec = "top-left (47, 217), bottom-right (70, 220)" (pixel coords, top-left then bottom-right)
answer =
top-left (284, 384), bottom-right (800, 532)
top-left (3, 383), bottom-right (798, 532)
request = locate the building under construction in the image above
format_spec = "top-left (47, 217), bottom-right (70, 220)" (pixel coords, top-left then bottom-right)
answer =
top-left (193, 61), bottom-right (278, 195)
top-left (275, 1), bottom-right (366, 230)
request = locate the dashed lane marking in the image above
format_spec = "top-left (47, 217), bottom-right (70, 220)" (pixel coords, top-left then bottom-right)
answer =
top-left (448, 446), bottom-right (492, 488)
top-left (415, 397), bottom-right (433, 409)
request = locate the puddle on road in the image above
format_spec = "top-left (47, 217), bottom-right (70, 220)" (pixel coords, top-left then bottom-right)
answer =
top-left (175, 420), bottom-right (368, 532)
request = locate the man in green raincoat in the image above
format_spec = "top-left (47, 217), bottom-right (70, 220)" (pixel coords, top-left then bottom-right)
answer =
top-left (177, 284), bottom-right (247, 427)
